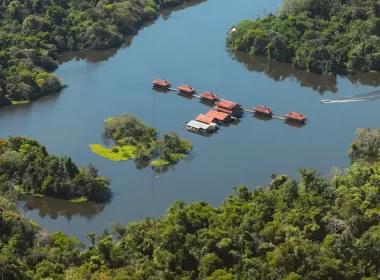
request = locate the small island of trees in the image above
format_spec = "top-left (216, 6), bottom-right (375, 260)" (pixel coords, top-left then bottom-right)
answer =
top-left (227, 0), bottom-right (380, 75)
top-left (90, 113), bottom-right (192, 166)
top-left (0, 136), bottom-right (111, 202)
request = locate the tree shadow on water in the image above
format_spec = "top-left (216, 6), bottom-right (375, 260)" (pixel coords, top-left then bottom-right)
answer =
top-left (19, 195), bottom-right (107, 221)
top-left (230, 51), bottom-right (380, 95)
top-left (57, 0), bottom-right (207, 64)
top-left (134, 155), bottom-right (194, 175)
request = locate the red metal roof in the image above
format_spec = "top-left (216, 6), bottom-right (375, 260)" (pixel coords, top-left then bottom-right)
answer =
top-left (199, 91), bottom-right (218, 101)
top-left (152, 78), bottom-right (170, 86)
top-left (284, 112), bottom-right (307, 121)
top-left (178, 84), bottom-right (196, 93)
top-left (216, 107), bottom-right (234, 114)
top-left (253, 105), bottom-right (274, 114)
top-left (206, 110), bottom-right (229, 121)
top-left (196, 114), bottom-right (215, 124)
top-left (216, 99), bottom-right (240, 110)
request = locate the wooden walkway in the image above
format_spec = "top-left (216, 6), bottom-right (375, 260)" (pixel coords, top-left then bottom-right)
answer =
top-left (164, 88), bottom-right (288, 122)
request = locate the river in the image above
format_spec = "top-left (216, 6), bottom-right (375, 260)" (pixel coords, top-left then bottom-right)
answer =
top-left (1, 0), bottom-right (380, 241)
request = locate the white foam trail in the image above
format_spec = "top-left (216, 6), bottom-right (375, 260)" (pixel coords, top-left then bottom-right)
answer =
top-left (322, 89), bottom-right (380, 103)
top-left (322, 99), bottom-right (372, 104)
top-left (329, 99), bottom-right (365, 103)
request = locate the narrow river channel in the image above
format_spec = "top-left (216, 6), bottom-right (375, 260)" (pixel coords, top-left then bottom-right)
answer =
top-left (1, 0), bottom-right (380, 241)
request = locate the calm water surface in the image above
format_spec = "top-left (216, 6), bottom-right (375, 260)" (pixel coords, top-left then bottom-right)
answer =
top-left (1, 0), bottom-right (380, 241)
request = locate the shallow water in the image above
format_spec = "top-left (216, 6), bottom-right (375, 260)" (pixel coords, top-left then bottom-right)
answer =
top-left (1, 0), bottom-right (380, 241)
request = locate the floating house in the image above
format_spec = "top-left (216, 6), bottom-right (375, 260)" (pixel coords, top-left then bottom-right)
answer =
top-left (178, 84), bottom-right (196, 94)
top-left (199, 92), bottom-right (219, 103)
top-left (184, 120), bottom-right (218, 133)
top-left (206, 110), bottom-right (231, 123)
top-left (196, 114), bottom-right (219, 124)
top-left (284, 112), bottom-right (307, 123)
top-left (152, 78), bottom-right (171, 89)
top-left (253, 105), bottom-right (274, 117)
top-left (215, 99), bottom-right (243, 117)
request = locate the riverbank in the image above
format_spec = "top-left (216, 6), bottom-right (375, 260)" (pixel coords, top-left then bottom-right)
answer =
top-left (0, 0), bottom-right (207, 107)
top-left (227, 0), bottom-right (380, 75)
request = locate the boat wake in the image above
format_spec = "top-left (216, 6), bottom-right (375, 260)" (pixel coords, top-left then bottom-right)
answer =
top-left (321, 89), bottom-right (380, 104)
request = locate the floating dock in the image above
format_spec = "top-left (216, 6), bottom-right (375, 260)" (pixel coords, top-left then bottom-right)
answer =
top-left (159, 85), bottom-right (303, 125)
top-left (241, 109), bottom-right (287, 120)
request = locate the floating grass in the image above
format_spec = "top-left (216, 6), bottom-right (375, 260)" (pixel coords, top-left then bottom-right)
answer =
top-left (89, 144), bottom-right (136, 161)
top-left (70, 196), bottom-right (88, 203)
top-left (104, 117), bottom-right (114, 123)
top-left (151, 159), bottom-right (170, 166)
top-left (11, 100), bottom-right (30, 105)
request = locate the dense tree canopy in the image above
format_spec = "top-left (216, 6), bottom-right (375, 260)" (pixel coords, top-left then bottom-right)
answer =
top-left (4, 149), bottom-right (380, 278)
top-left (227, 0), bottom-right (380, 75)
top-left (0, 136), bottom-right (111, 201)
top-left (0, 0), bottom-right (204, 106)
top-left (349, 127), bottom-right (380, 160)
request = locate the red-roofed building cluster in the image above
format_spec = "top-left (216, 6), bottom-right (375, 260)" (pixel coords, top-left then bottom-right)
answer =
top-left (215, 99), bottom-right (244, 117)
top-left (151, 78), bottom-right (308, 134)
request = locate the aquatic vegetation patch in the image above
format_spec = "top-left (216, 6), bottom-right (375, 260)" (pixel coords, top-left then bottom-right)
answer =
top-left (104, 117), bottom-right (114, 123)
top-left (151, 159), bottom-right (170, 166)
top-left (89, 144), bottom-right (136, 161)
top-left (70, 196), bottom-right (88, 203)
top-left (11, 100), bottom-right (30, 105)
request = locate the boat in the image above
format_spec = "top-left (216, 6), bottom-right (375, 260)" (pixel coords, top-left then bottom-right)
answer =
top-left (184, 120), bottom-right (218, 133)
top-left (199, 92), bottom-right (219, 103)
top-left (228, 27), bottom-right (236, 34)
top-left (284, 112), bottom-right (307, 123)
top-left (321, 99), bottom-right (330, 103)
top-left (152, 78), bottom-right (171, 89)
top-left (178, 84), bottom-right (196, 94)
top-left (253, 105), bottom-right (274, 117)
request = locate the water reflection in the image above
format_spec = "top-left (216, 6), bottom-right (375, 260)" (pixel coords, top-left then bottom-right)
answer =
top-left (57, 0), bottom-right (207, 64)
top-left (253, 114), bottom-right (273, 122)
top-left (284, 121), bottom-right (305, 129)
top-left (347, 72), bottom-right (380, 87)
top-left (184, 129), bottom-right (217, 138)
top-left (161, 0), bottom-right (207, 20)
top-left (230, 52), bottom-right (380, 95)
top-left (199, 100), bottom-right (216, 108)
top-left (220, 118), bottom-right (241, 127)
top-left (152, 87), bottom-right (171, 94)
top-left (20, 195), bottom-right (106, 221)
top-left (58, 48), bottom-right (120, 64)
